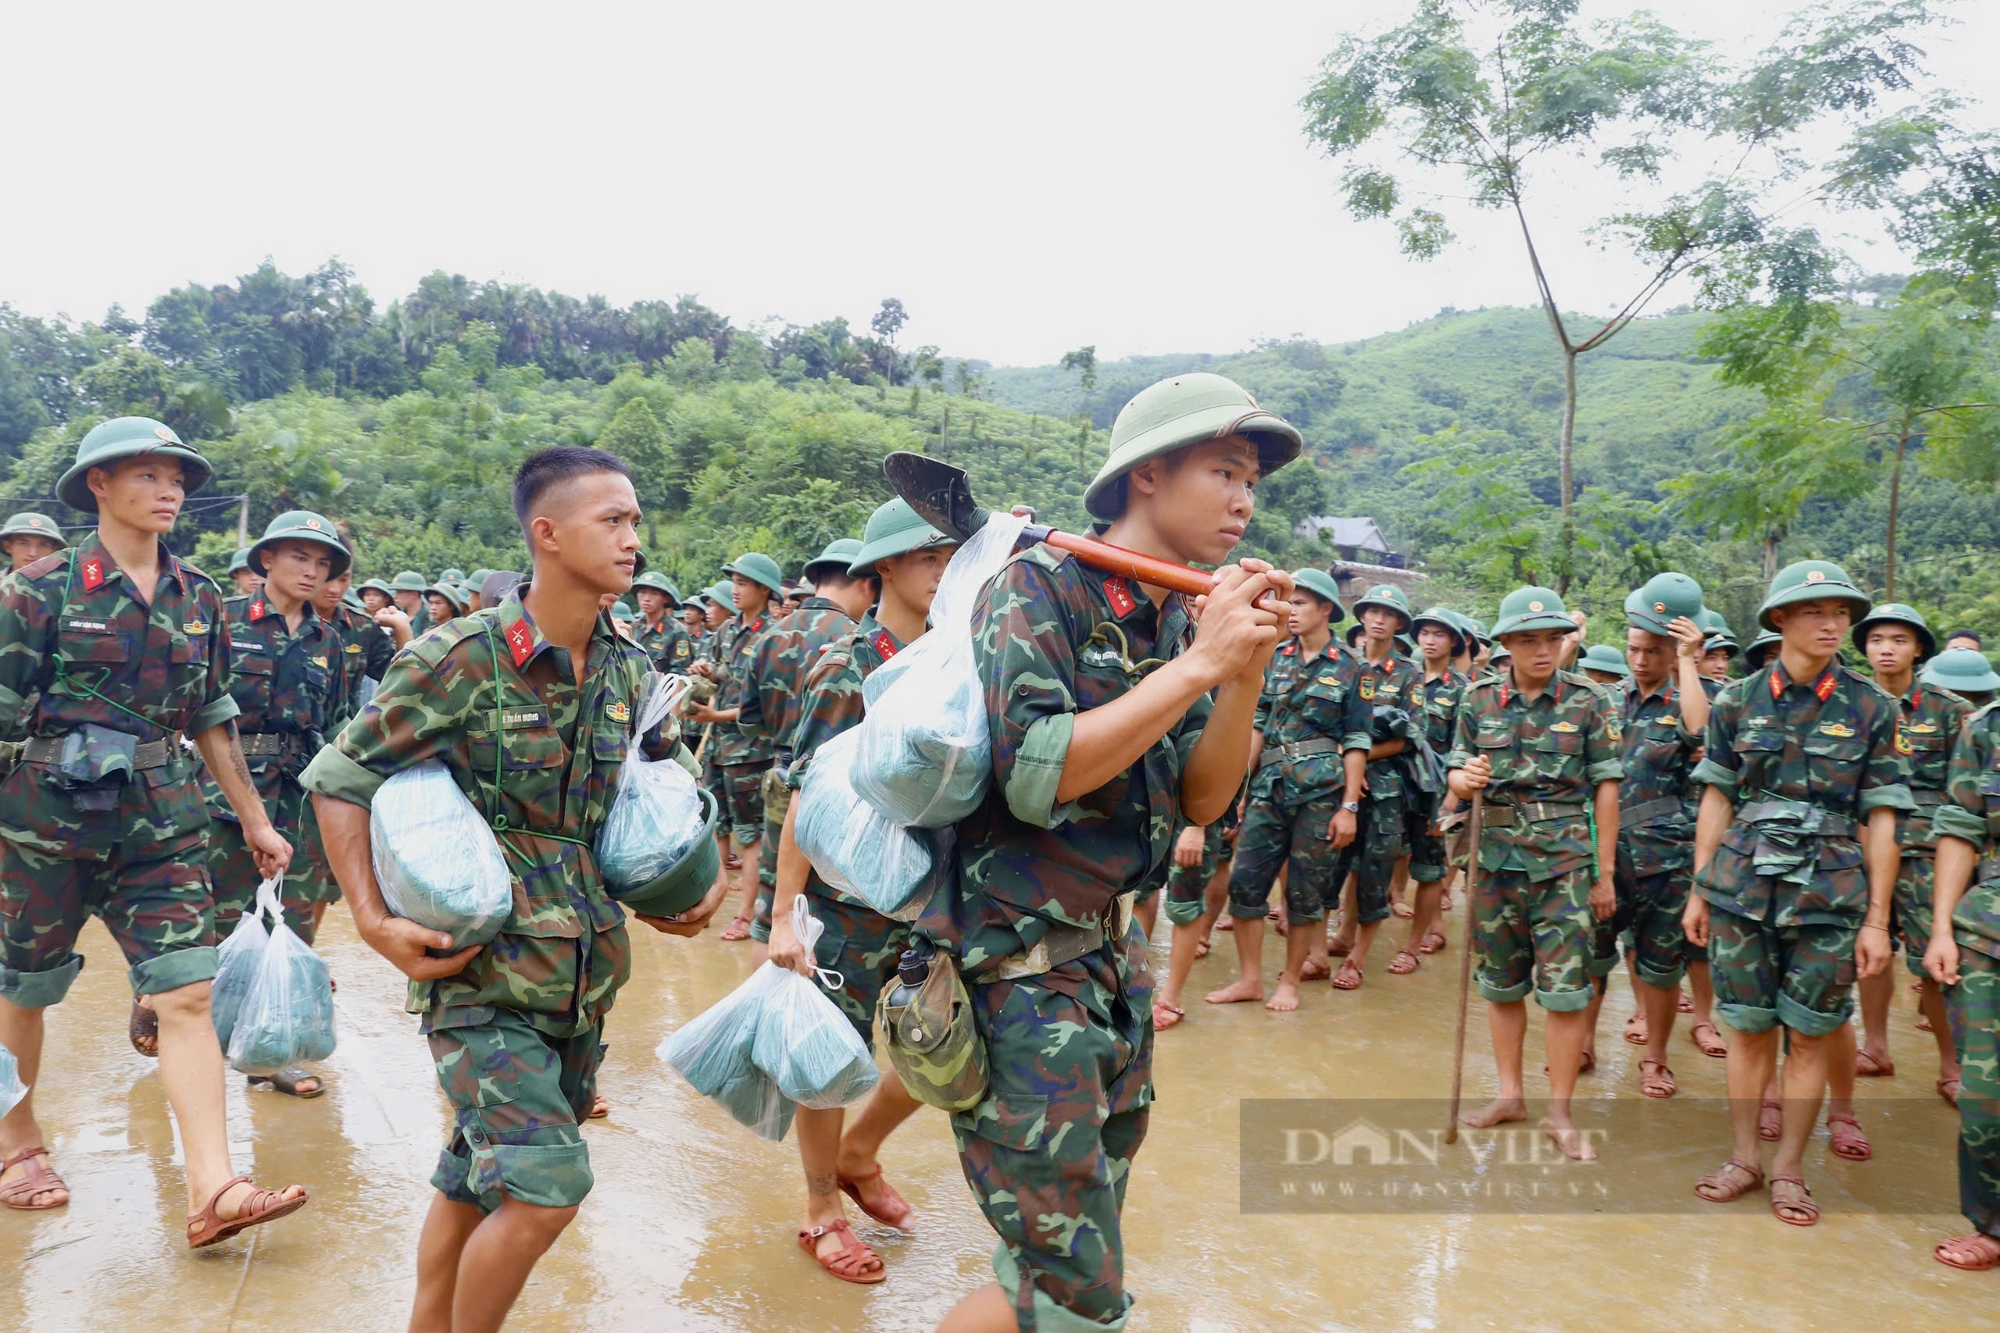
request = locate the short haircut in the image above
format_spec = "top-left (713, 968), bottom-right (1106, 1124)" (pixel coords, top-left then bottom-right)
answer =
top-left (813, 569), bottom-right (869, 591)
top-left (512, 446), bottom-right (630, 531)
top-left (1946, 628), bottom-right (1982, 647)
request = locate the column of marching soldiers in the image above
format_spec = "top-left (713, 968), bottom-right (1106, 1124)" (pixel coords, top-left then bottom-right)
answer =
top-left (0, 375), bottom-right (1995, 1333)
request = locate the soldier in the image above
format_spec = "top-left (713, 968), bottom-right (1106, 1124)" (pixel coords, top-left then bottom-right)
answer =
top-left (1744, 629), bottom-right (1782, 672)
top-left (425, 580), bottom-right (468, 626)
top-left (687, 554), bottom-right (783, 940)
top-left (303, 447), bottom-right (717, 1330)
top-left (738, 535), bottom-right (876, 954)
top-left (1387, 605), bottom-right (1469, 973)
top-left (226, 547), bottom-right (263, 597)
top-left (390, 569), bottom-right (429, 629)
top-left (1923, 693), bottom-right (2000, 1271)
top-left (1202, 569), bottom-right (1366, 1015)
top-left (356, 577), bottom-right (394, 614)
top-left (1945, 628), bottom-right (1984, 654)
top-left (1153, 812), bottom-right (1241, 1028)
top-left (0, 418), bottom-right (308, 1239)
top-left (1699, 607), bottom-right (1739, 683)
top-left (1684, 560), bottom-right (1910, 1226)
top-left (609, 600), bottom-right (637, 641)
top-left (925, 373), bottom-right (1294, 1333)
top-left (0, 513), bottom-right (65, 572)
top-left (465, 569), bottom-right (496, 612)
top-left (1926, 647), bottom-right (2000, 710)
top-left (631, 570), bottom-right (693, 673)
top-left (679, 595), bottom-right (708, 647)
top-left (766, 500), bottom-right (956, 1281)
top-left (1447, 586), bottom-right (1622, 1159)
top-left (304, 561), bottom-right (393, 940)
top-left (1578, 644), bottom-right (1631, 689)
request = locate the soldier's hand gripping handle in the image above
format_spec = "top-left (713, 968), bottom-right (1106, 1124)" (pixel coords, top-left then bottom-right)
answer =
top-left (1187, 561), bottom-right (1289, 689)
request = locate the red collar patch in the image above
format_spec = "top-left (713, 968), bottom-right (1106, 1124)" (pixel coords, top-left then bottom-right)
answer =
top-left (505, 616), bottom-right (536, 668)
top-left (872, 629), bottom-right (898, 660)
top-left (1772, 665), bottom-right (1838, 702)
top-left (249, 598), bottom-right (266, 621)
top-left (1103, 577), bottom-right (1137, 617)
top-left (80, 555), bottom-right (107, 592)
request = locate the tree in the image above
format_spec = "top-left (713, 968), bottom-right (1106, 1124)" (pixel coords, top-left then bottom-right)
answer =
top-left (1300, 0), bottom-right (1945, 588)
top-left (595, 397), bottom-right (673, 547)
top-left (871, 298), bottom-right (908, 347)
top-left (1060, 345), bottom-right (1098, 392)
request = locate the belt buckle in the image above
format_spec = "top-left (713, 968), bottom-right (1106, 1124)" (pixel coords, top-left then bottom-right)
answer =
top-left (995, 942), bottom-right (1053, 981)
top-left (1112, 891), bottom-right (1136, 940)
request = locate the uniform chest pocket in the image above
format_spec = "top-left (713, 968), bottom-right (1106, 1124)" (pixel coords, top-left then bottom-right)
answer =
top-left (591, 729), bottom-right (629, 767)
top-left (170, 632), bottom-right (207, 667)
top-left (468, 724), bottom-right (568, 773)
top-left (1533, 729), bottom-right (1583, 756)
top-left (233, 652), bottom-right (276, 677)
top-left (1299, 679), bottom-right (1349, 730)
top-left (58, 622), bottom-right (125, 666)
top-left (1733, 729), bottom-right (1786, 757)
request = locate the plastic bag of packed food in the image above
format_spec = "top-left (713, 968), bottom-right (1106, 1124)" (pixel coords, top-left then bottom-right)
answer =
top-left (226, 878), bottom-right (337, 1074)
top-left (848, 510), bottom-right (1027, 826)
top-left (596, 674), bottom-right (704, 889)
top-left (0, 1042), bottom-right (25, 1119)
top-left (751, 898), bottom-right (879, 1110)
top-left (209, 903), bottom-right (270, 1052)
top-left (660, 961), bottom-right (794, 1142)
top-left (370, 760), bottom-right (513, 949)
top-left (793, 728), bottom-right (949, 921)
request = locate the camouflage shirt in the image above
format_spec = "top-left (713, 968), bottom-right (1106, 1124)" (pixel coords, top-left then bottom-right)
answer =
top-left (199, 594), bottom-right (340, 818)
top-left (786, 611), bottom-right (901, 900)
top-left (707, 610), bottom-right (774, 767)
top-left (635, 615), bottom-right (695, 675)
top-left (1618, 676), bottom-right (1703, 874)
top-left (1356, 651), bottom-right (1422, 800)
top-left (1410, 667), bottom-right (1468, 755)
top-left (1932, 701), bottom-right (2000, 961)
top-left (1691, 661), bottom-right (1914, 923)
top-left (328, 603), bottom-right (395, 727)
top-left (1891, 684), bottom-right (1971, 857)
top-left (921, 546), bottom-right (1209, 977)
top-left (735, 596), bottom-right (857, 764)
top-left (301, 588), bottom-right (660, 1037)
top-left (1251, 637), bottom-right (1370, 803)
top-left (1447, 667), bottom-right (1623, 880)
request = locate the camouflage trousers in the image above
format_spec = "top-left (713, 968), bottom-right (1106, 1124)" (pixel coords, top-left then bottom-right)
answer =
top-left (1894, 854), bottom-right (1937, 980)
top-left (1472, 865), bottom-right (1594, 1012)
top-left (0, 771), bottom-right (216, 1007)
top-left (750, 767), bottom-right (793, 945)
top-left (1706, 907), bottom-right (1857, 1038)
top-left (1588, 859), bottom-right (1694, 989)
top-left (1946, 950), bottom-right (2000, 1239)
top-left (953, 924), bottom-right (1152, 1333)
top-left (1227, 789), bottom-right (1346, 926)
top-left (209, 783), bottom-right (323, 944)
top-left (718, 759), bottom-right (769, 852)
top-left (1163, 822), bottom-right (1231, 928)
top-left (427, 1009), bottom-right (601, 1213)
top-left (808, 888), bottom-right (911, 1054)
top-left (1331, 790), bottom-right (1405, 927)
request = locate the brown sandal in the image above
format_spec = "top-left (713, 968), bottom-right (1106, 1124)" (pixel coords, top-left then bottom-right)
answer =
top-left (839, 1166), bottom-right (916, 1230)
top-left (588, 1094), bottom-right (611, 1119)
top-left (718, 913), bottom-right (752, 942)
top-left (1623, 1013), bottom-right (1650, 1046)
top-left (129, 997), bottom-right (159, 1058)
top-left (1152, 1001), bottom-right (1185, 1032)
top-left (1854, 1049), bottom-right (1895, 1078)
top-left (1694, 1158), bottom-right (1765, 1203)
top-left (1939, 1075), bottom-right (1963, 1107)
top-left (1690, 1020), bottom-right (1727, 1058)
top-left (1331, 959), bottom-right (1364, 991)
top-left (186, 1175), bottom-right (310, 1248)
top-left (1769, 1174), bottom-right (1819, 1226)
top-left (799, 1217), bottom-right (885, 1284)
top-left (1387, 949), bottom-right (1420, 975)
top-left (1, 1146), bottom-right (69, 1210)
top-left (1935, 1232), bottom-right (2000, 1271)
top-left (1758, 1098), bottom-right (1783, 1142)
top-left (247, 1067), bottom-right (324, 1099)
top-left (1639, 1058), bottom-right (1676, 1099)
top-left (1827, 1113), bottom-right (1871, 1162)
top-left (1417, 930), bottom-right (1447, 955)
top-left (1298, 958), bottom-right (1332, 982)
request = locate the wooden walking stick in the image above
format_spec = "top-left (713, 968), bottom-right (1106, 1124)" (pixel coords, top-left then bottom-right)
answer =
top-left (1445, 790), bottom-right (1485, 1145)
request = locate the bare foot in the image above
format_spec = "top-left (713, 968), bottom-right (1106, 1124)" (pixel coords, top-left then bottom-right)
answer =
top-left (1266, 980), bottom-right (1302, 1012)
top-left (1459, 1097), bottom-right (1528, 1129)
top-left (1390, 899), bottom-right (1414, 919)
top-left (1205, 978), bottom-right (1265, 1005)
top-left (1542, 1115), bottom-right (1598, 1161)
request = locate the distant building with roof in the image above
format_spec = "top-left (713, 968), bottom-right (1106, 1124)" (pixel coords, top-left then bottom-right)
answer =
top-left (1296, 515), bottom-right (1425, 601)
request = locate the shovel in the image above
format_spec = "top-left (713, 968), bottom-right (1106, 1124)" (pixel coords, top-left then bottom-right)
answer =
top-left (882, 451), bottom-right (1224, 598)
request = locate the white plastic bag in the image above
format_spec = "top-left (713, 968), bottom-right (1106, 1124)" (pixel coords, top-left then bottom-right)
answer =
top-left (660, 962), bottom-right (794, 1141)
top-left (0, 1042), bottom-right (26, 1119)
top-left (751, 898), bottom-right (879, 1110)
top-left (371, 759), bottom-right (512, 948)
top-left (794, 728), bottom-right (948, 921)
top-left (849, 510), bottom-right (1028, 826)
top-left (209, 904), bottom-right (270, 1053)
top-left (596, 674), bottom-right (704, 889)
top-left (226, 878), bottom-right (337, 1074)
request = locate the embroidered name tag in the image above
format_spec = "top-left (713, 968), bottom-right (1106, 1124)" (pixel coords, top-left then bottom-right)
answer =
top-left (503, 709), bottom-right (549, 727)
top-left (64, 618), bottom-right (109, 632)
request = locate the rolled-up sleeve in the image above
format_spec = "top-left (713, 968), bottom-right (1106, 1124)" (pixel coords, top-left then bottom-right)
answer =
top-left (975, 561), bottom-right (1082, 830)
top-left (299, 639), bottom-right (464, 810)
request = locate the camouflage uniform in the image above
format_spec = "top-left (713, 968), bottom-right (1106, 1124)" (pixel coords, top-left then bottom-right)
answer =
top-left (1335, 653), bottom-right (1424, 921)
top-left (635, 614), bottom-right (694, 675)
top-left (1588, 675), bottom-right (1704, 987)
top-left (787, 611), bottom-right (909, 1046)
top-left (736, 595), bottom-right (857, 944)
top-left (917, 547), bottom-right (1206, 1333)
top-left (1691, 661), bottom-right (1913, 1036)
top-left (1226, 639), bottom-right (1370, 925)
top-left (1890, 685), bottom-right (1972, 977)
top-left (1931, 701), bottom-right (2000, 1242)
top-left (203, 594), bottom-right (341, 941)
top-left (1447, 668), bottom-right (1623, 1011)
top-left (0, 537), bottom-right (236, 1006)
top-left (707, 608), bottom-right (774, 849)
top-left (1405, 668), bottom-right (1466, 883)
top-left (1161, 808), bottom-right (1238, 928)
top-left (301, 588), bottom-right (666, 1213)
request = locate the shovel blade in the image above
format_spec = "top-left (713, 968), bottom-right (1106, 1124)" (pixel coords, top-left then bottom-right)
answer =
top-left (882, 452), bottom-right (989, 544)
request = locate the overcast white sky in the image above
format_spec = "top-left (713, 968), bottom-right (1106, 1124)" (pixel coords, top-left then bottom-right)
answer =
top-left (2, 1), bottom-right (1992, 366)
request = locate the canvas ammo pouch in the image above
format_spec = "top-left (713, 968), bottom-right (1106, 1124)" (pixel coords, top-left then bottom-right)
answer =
top-left (878, 943), bottom-right (988, 1111)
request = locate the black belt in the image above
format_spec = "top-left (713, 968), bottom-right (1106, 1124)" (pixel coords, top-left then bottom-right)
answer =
top-left (993, 893), bottom-right (1137, 980)
top-left (1482, 800), bottom-right (1587, 828)
top-left (1738, 796), bottom-right (1858, 838)
top-left (1262, 737), bottom-right (1344, 767)
top-left (1619, 796), bottom-right (1684, 826)
top-left (21, 735), bottom-right (174, 769)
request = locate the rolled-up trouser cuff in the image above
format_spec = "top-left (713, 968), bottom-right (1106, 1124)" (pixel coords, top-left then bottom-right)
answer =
top-left (1478, 976), bottom-right (1533, 1005)
top-left (1535, 984), bottom-right (1594, 1013)
top-left (0, 951), bottom-right (85, 1009)
top-left (1777, 989), bottom-right (1852, 1038)
top-left (1717, 1002), bottom-right (1780, 1034)
top-left (130, 944), bottom-right (219, 997)
top-left (991, 1240), bottom-right (1132, 1333)
top-left (1163, 897), bottom-right (1205, 928)
top-left (433, 1138), bottom-right (594, 1213)
top-left (1634, 956), bottom-right (1688, 990)
top-left (1584, 948), bottom-right (1621, 980)
top-left (1226, 900), bottom-right (1269, 922)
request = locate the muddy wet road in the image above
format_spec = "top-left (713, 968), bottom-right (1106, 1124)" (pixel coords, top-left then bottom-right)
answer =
top-left (2, 908), bottom-right (1988, 1332)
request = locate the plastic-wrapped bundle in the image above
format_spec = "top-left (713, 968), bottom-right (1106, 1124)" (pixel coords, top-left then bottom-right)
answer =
top-left (849, 510), bottom-right (1029, 826)
top-left (227, 878), bottom-right (337, 1074)
top-left (660, 962), bottom-right (794, 1141)
top-left (596, 675), bottom-right (705, 890)
top-left (750, 898), bottom-right (880, 1110)
top-left (0, 1042), bottom-right (25, 1120)
top-left (793, 728), bottom-right (949, 921)
top-left (209, 906), bottom-right (270, 1053)
top-left (370, 760), bottom-right (512, 949)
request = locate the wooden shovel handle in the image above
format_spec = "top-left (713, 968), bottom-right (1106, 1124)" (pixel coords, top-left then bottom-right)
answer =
top-left (1041, 530), bottom-right (1218, 598)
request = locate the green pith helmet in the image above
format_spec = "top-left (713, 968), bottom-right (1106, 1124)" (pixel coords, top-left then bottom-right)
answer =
top-left (1292, 568), bottom-right (1345, 619)
top-left (227, 548), bottom-right (253, 574)
top-left (57, 416), bottom-right (213, 513)
top-left (1579, 643), bottom-right (1631, 678)
top-left (1461, 614), bottom-right (1489, 648)
top-left (804, 537), bottom-right (866, 582)
top-left (1853, 602), bottom-right (1937, 661)
top-left (1757, 559), bottom-right (1870, 631)
top-left (358, 577), bottom-right (394, 597)
top-left (721, 551), bottom-right (784, 597)
top-left (469, 568), bottom-right (496, 589)
top-left (1410, 606), bottom-right (1466, 654)
top-left (1745, 629), bottom-right (1783, 670)
top-left (248, 510), bottom-right (352, 579)
top-left (1344, 621), bottom-right (1366, 647)
top-left (1083, 372), bottom-right (1303, 521)
top-left (1351, 582), bottom-right (1413, 631)
top-left (439, 567), bottom-right (465, 583)
top-left (1697, 607), bottom-right (1734, 640)
top-left (610, 601), bottom-right (636, 622)
top-left (0, 513), bottom-right (66, 548)
top-left (1491, 586), bottom-right (1576, 639)
top-left (1628, 572), bottom-right (1704, 636)
top-left (850, 498), bottom-right (951, 575)
top-left (1490, 642), bottom-right (1512, 663)
top-left (631, 570), bottom-right (683, 604)
top-left (343, 589), bottom-right (367, 613)
top-left (391, 570), bottom-right (428, 593)
top-left (426, 582), bottom-right (466, 614)
top-left (1921, 647), bottom-right (2000, 695)
top-left (706, 581), bottom-right (738, 614)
